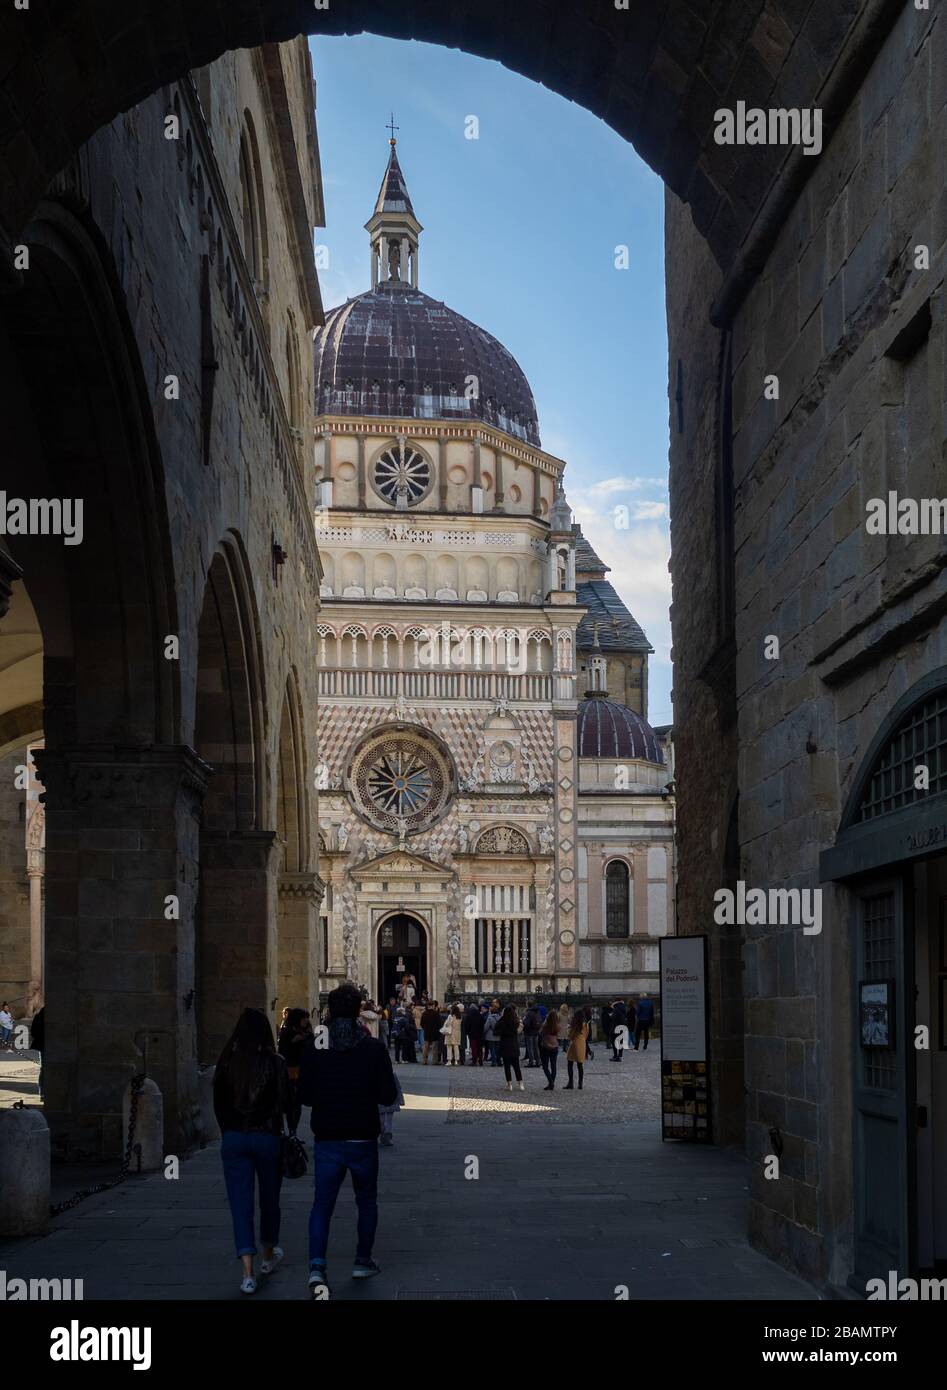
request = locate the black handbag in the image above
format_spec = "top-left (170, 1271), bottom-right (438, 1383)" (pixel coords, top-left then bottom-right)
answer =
top-left (281, 1130), bottom-right (308, 1179)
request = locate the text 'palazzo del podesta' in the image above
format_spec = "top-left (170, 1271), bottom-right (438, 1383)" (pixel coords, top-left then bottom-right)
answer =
top-left (312, 137), bottom-right (675, 1005)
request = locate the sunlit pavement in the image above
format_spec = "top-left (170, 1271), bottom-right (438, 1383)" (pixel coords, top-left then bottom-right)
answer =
top-left (0, 1052), bottom-right (816, 1301)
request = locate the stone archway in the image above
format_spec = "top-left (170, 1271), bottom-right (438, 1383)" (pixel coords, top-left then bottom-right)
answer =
top-left (0, 197), bottom-right (188, 1160)
top-left (194, 542), bottom-right (271, 1065)
top-left (0, 3), bottom-right (885, 280)
top-left (274, 672), bottom-right (322, 1020)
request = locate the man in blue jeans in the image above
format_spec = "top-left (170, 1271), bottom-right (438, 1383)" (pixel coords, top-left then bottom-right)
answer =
top-left (298, 983), bottom-right (397, 1297)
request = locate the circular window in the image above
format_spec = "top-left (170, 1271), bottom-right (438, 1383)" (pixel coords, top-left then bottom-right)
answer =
top-left (371, 441), bottom-right (433, 507)
top-left (349, 729), bottom-right (453, 835)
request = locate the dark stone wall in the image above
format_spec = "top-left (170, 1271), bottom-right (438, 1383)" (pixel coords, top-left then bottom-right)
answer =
top-left (0, 1), bottom-right (888, 273)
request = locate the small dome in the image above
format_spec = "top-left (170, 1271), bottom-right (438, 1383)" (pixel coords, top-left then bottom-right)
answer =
top-left (576, 695), bottom-right (664, 763)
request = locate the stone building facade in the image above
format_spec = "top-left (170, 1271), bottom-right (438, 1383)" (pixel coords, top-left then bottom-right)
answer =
top-left (313, 141), bottom-right (674, 1006)
top-left (0, 38), bottom-right (325, 1159)
top-left (667, 1), bottom-right (947, 1292)
top-left (1, 0), bottom-right (941, 1300)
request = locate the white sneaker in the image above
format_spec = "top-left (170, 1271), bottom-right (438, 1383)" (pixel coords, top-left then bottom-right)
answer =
top-left (518, 1081), bottom-right (525, 1091)
top-left (507, 1081), bottom-right (513, 1091)
top-left (260, 1246), bottom-right (283, 1275)
top-left (240, 1275), bottom-right (257, 1295)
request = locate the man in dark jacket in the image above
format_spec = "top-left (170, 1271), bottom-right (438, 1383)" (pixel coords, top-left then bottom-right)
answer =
top-left (625, 999), bottom-right (638, 1050)
top-left (465, 1001), bottom-right (485, 1065)
top-left (420, 1002), bottom-right (442, 1065)
top-left (635, 993), bottom-right (655, 1050)
top-left (298, 984), bottom-right (397, 1296)
top-left (601, 1002), bottom-right (614, 1050)
top-left (610, 999), bottom-right (628, 1061)
top-left (522, 1003), bottom-right (542, 1068)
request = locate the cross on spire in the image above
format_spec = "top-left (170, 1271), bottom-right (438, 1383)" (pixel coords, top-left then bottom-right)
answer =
top-left (387, 113), bottom-right (399, 144)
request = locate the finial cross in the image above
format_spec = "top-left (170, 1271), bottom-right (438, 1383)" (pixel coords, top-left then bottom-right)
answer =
top-left (387, 113), bottom-right (399, 142)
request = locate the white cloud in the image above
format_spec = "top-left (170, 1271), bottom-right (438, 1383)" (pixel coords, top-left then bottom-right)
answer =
top-left (581, 475), bottom-right (667, 497)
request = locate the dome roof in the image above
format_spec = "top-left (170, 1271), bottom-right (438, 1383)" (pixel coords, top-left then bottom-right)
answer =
top-left (314, 280), bottom-right (541, 447)
top-left (576, 695), bottom-right (664, 763)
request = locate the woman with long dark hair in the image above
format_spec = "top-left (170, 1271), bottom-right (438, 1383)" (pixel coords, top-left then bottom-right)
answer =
top-left (496, 1004), bottom-right (524, 1091)
top-left (214, 1008), bottom-right (289, 1294)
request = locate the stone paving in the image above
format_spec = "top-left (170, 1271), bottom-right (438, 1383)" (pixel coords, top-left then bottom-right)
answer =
top-left (0, 1049), bottom-right (41, 1108)
top-left (0, 1051), bottom-right (818, 1302)
top-left (439, 1043), bottom-right (661, 1123)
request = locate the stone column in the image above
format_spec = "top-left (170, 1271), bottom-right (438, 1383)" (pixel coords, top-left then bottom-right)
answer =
top-left (27, 841), bottom-right (43, 1002)
top-left (318, 429), bottom-right (334, 508)
top-left (0, 749), bottom-right (30, 1008)
top-left (438, 434), bottom-right (448, 509)
top-left (493, 449), bottom-right (505, 509)
top-left (633, 845), bottom-right (648, 935)
top-left (276, 871), bottom-right (324, 1019)
top-left (357, 433), bottom-right (367, 508)
top-left (199, 828), bottom-right (277, 1062)
top-left (455, 877), bottom-right (475, 975)
top-left (546, 545), bottom-right (557, 598)
top-left (471, 433), bottom-right (482, 498)
top-left (553, 717), bottom-right (578, 972)
top-left (34, 743), bottom-right (209, 1162)
top-left (532, 466), bottom-right (542, 517)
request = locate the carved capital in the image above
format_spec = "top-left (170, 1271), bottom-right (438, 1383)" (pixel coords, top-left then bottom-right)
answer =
top-left (278, 871), bottom-right (326, 904)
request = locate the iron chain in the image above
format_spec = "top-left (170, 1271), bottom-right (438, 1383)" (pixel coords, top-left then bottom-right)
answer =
top-left (49, 1072), bottom-right (146, 1217)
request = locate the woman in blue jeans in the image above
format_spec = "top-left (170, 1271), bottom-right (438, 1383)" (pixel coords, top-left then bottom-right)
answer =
top-left (214, 1009), bottom-right (290, 1294)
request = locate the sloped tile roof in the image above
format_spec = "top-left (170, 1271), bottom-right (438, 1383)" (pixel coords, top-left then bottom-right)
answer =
top-left (374, 143), bottom-right (415, 217)
top-left (574, 531), bottom-right (610, 574)
top-left (576, 578), bottom-right (653, 653)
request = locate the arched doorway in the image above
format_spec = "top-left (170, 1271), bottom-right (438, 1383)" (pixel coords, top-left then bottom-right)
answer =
top-left (376, 912), bottom-right (428, 1007)
top-left (821, 668), bottom-right (947, 1286)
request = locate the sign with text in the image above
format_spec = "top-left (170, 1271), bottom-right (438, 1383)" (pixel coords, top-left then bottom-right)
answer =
top-left (660, 935), bottom-right (711, 1142)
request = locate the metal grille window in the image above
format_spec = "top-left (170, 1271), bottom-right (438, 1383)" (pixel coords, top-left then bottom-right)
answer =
top-left (605, 860), bottom-right (630, 937)
top-left (862, 893), bottom-right (897, 1090)
top-left (857, 690), bottom-right (947, 822)
top-left (475, 918), bottom-right (531, 974)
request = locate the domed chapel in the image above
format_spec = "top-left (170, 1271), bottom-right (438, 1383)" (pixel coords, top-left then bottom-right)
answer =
top-left (312, 135), bottom-right (675, 1004)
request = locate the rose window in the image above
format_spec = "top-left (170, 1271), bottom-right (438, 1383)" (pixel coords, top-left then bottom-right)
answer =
top-left (367, 747), bottom-right (433, 816)
top-left (372, 441), bottom-right (432, 507)
top-left (349, 730), bottom-right (452, 834)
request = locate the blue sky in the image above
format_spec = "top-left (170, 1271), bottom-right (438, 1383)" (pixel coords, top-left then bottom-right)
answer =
top-left (309, 35), bottom-right (672, 726)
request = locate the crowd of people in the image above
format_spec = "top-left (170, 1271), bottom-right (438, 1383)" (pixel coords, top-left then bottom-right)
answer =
top-left (212, 985), bottom-right (657, 1298)
top-left (372, 990), bottom-right (656, 1093)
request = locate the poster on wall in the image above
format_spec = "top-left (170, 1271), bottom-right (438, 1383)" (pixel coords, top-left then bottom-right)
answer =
top-left (659, 934), bottom-right (711, 1143)
top-left (859, 979), bottom-right (894, 1048)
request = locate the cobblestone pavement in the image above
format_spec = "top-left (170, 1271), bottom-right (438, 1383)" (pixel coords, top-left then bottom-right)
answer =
top-left (0, 1051), bottom-right (817, 1301)
top-left (0, 1050), bottom-right (41, 1108)
top-left (435, 1044), bottom-right (661, 1123)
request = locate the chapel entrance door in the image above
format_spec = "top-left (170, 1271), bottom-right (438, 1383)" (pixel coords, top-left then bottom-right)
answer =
top-left (377, 913), bottom-right (428, 1006)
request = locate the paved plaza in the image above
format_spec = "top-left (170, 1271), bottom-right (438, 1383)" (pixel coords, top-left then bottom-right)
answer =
top-left (0, 1048), bottom-right (816, 1301)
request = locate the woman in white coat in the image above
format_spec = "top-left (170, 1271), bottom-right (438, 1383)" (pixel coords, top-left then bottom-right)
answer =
top-left (444, 1004), bottom-right (464, 1065)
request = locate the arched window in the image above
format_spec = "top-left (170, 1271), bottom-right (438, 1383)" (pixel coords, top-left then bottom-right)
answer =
top-left (605, 860), bottom-right (630, 937)
top-left (238, 116), bottom-right (268, 293)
